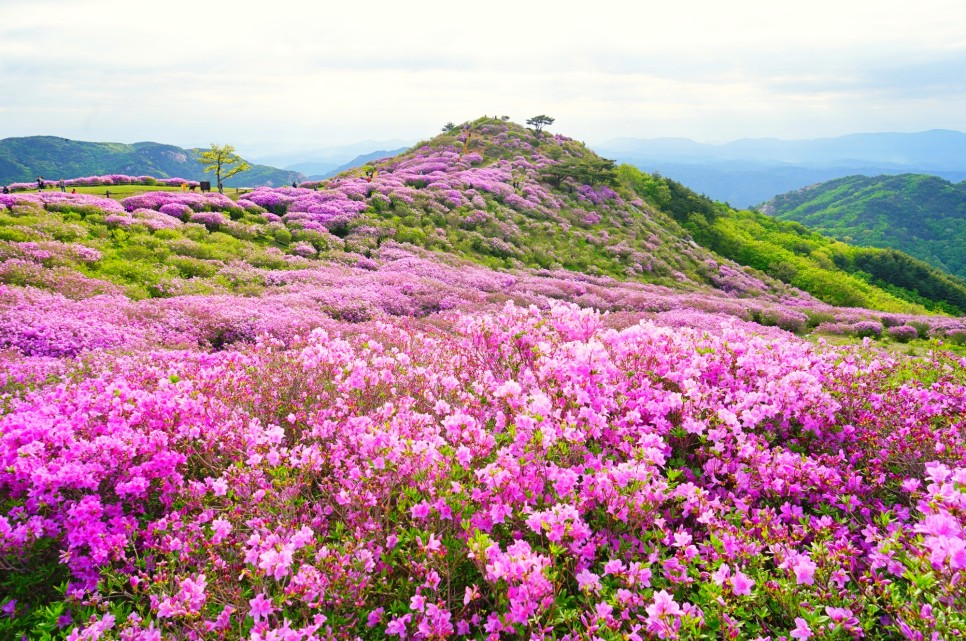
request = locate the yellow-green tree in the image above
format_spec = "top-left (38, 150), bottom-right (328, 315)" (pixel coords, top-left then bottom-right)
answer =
top-left (196, 144), bottom-right (250, 192)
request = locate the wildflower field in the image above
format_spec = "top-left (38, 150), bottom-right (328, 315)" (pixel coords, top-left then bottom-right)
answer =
top-left (1, 119), bottom-right (965, 640)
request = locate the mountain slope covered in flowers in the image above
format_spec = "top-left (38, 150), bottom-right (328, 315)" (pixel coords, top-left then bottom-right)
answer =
top-left (0, 117), bottom-right (965, 640)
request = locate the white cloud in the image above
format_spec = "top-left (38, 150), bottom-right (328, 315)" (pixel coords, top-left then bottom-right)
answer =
top-left (1, 0), bottom-right (965, 146)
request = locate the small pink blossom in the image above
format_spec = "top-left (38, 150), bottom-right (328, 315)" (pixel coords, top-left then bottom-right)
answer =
top-left (790, 617), bottom-right (812, 640)
top-left (410, 501), bottom-right (432, 519)
top-left (792, 557), bottom-right (817, 585)
top-left (731, 569), bottom-right (754, 596)
top-left (576, 569), bottom-right (602, 592)
top-left (367, 607), bottom-right (384, 627)
top-left (249, 593), bottom-right (275, 622)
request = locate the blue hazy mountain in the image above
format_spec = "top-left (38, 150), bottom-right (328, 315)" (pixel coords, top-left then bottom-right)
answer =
top-left (595, 130), bottom-right (966, 208)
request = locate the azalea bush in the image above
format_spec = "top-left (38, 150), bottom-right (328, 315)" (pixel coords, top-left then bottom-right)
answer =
top-left (4, 174), bottom-right (200, 192)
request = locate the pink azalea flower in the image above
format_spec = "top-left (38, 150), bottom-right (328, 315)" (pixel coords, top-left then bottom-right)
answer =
top-left (792, 557), bottom-right (817, 585)
top-left (790, 618), bottom-right (812, 640)
top-left (731, 569), bottom-right (754, 596)
top-left (367, 607), bottom-right (384, 627)
top-left (576, 569), bottom-right (602, 592)
top-left (249, 593), bottom-right (275, 622)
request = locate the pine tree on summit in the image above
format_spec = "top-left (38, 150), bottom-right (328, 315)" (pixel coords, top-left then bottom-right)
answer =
top-left (526, 115), bottom-right (555, 133)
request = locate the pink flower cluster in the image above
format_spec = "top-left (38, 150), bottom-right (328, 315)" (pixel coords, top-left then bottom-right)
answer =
top-left (4, 174), bottom-right (199, 192)
top-left (120, 191), bottom-right (240, 214)
top-left (0, 191), bottom-right (125, 214)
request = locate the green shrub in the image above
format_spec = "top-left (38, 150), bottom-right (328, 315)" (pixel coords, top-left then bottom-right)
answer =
top-left (117, 245), bottom-right (156, 262)
top-left (182, 223), bottom-right (209, 242)
top-left (273, 227), bottom-right (292, 245)
top-left (167, 256), bottom-right (219, 279)
top-left (0, 228), bottom-right (32, 242)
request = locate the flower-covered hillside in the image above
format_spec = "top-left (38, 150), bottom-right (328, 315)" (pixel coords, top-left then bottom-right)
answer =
top-left (2, 118), bottom-right (966, 640)
top-left (4, 117), bottom-right (964, 316)
top-left (280, 116), bottom-right (964, 315)
top-left (207, 120), bottom-right (751, 298)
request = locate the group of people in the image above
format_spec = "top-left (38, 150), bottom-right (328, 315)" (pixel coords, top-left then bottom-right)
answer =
top-left (34, 176), bottom-right (69, 192)
top-left (1, 182), bottom-right (72, 194)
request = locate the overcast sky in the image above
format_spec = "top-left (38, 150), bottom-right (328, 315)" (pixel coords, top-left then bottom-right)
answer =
top-left (2, 0), bottom-right (965, 156)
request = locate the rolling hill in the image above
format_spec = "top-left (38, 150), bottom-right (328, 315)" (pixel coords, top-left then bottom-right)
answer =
top-left (759, 174), bottom-right (966, 281)
top-left (3, 117), bottom-right (965, 320)
top-left (305, 147), bottom-right (411, 180)
top-left (0, 136), bottom-right (303, 188)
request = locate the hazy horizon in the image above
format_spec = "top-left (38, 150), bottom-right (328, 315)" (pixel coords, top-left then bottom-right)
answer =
top-left (4, 127), bottom-right (965, 164)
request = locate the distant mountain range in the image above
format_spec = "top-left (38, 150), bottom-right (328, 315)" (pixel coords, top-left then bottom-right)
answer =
top-left (0, 136), bottom-right (305, 188)
top-left (595, 130), bottom-right (966, 208)
top-left (759, 173), bottom-right (966, 281)
top-left (247, 140), bottom-right (415, 177)
top-left (303, 148), bottom-right (411, 180)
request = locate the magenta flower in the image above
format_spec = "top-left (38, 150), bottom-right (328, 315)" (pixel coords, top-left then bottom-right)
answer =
top-left (731, 569), bottom-right (754, 596)
top-left (576, 569), bottom-right (602, 593)
top-left (649, 591), bottom-right (682, 616)
top-left (386, 614), bottom-right (411, 637)
top-left (792, 556), bottom-right (817, 585)
top-left (248, 593), bottom-right (274, 622)
top-left (645, 590), bottom-right (684, 640)
top-left (210, 517), bottom-right (232, 543)
top-left (410, 501), bottom-right (432, 519)
top-left (672, 531), bottom-right (693, 547)
top-left (825, 606), bottom-right (860, 633)
top-left (711, 563), bottom-right (730, 585)
top-left (603, 559), bottom-right (626, 575)
top-left (790, 618), bottom-right (813, 640)
top-left (367, 607), bottom-right (384, 627)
